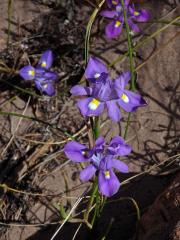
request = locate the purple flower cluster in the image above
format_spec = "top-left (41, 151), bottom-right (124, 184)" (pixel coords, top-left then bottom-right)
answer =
top-left (19, 50), bottom-right (58, 96)
top-left (64, 136), bottom-right (131, 197)
top-left (71, 56), bottom-right (146, 122)
top-left (101, 0), bottom-right (150, 38)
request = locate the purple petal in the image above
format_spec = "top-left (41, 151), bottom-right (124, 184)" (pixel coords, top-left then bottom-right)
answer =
top-left (64, 141), bottom-right (88, 162)
top-left (95, 136), bottom-right (105, 147)
top-left (98, 169), bottom-right (120, 197)
top-left (106, 100), bottom-right (121, 122)
top-left (100, 10), bottom-right (117, 18)
top-left (108, 159), bottom-right (129, 173)
top-left (137, 9), bottom-right (150, 22)
top-left (109, 136), bottom-right (132, 156)
top-left (70, 85), bottom-right (92, 96)
top-left (118, 90), bottom-right (147, 112)
top-left (105, 20), bottom-right (123, 39)
top-left (77, 97), bottom-right (105, 117)
top-left (114, 71), bottom-right (131, 90)
top-left (85, 56), bottom-right (108, 80)
top-left (19, 65), bottom-right (35, 80)
top-left (35, 81), bottom-right (55, 96)
top-left (130, 9), bottom-right (150, 22)
top-left (128, 19), bottom-right (140, 33)
top-left (42, 82), bottom-right (55, 96)
top-left (44, 71), bottom-right (57, 81)
top-left (38, 50), bottom-right (53, 70)
top-left (80, 164), bottom-right (96, 182)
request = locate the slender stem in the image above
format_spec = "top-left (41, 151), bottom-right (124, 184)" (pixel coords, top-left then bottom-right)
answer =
top-left (121, 0), bottom-right (136, 91)
top-left (84, 179), bottom-right (98, 224)
top-left (121, 0), bottom-right (136, 138)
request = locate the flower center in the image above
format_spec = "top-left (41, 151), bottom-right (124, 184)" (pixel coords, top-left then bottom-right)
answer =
top-left (115, 20), bottom-right (121, 28)
top-left (112, 0), bottom-right (118, 5)
top-left (91, 153), bottom-right (101, 167)
top-left (43, 84), bottom-right (48, 89)
top-left (104, 171), bottom-right (110, 179)
top-left (88, 98), bottom-right (100, 110)
top-left (116, 5), bottom-right (122, 12)
top-left (28, 70), bottom-right (35, 76)
top-left (121, 93), bottom-right (129, 103)
top-left (134, 11), bottom-right (140, 16)
top-left (94, 73), bottom-right (101, 79)
top-left (41, 61), bottom-right (47, 67)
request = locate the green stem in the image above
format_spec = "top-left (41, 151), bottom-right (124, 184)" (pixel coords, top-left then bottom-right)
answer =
top-left (84, 179), bottom-right (98, 224)
top-left (121, 0), bottom-right (136, 91)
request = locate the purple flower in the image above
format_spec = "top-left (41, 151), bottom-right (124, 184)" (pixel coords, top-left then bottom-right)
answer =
top-left (71, 57), bottom-right (147, 122)
top-left (64, 136), bottom-right (130, 197)
top-left (106, 0), bottom-right (130, 9)
top-left (127, 4), bottom-right (150, 33)
top-left (101, 1), bottom-right (150, 38)
top-left (19, 50), bottom-right (58, 96)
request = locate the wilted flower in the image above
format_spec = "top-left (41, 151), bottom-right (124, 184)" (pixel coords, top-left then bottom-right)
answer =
top-left (71, 56), bottom-right (147, 122)
top-left (64, 136), bottom-right (131, 197)
top-left (19, 50), bottom-right (57, 96)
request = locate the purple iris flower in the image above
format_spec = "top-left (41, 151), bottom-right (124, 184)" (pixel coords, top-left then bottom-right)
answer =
top-left (64, 136), bottom-right (131, 197)
top-left (106, 0), bottom-right (130, 9)
top-left (101, 1), bottom-right (150, 38)
top-left (127, 4), bottom-right (150, 33)
top-left (71, 57), bottom-right (147, 122)
top-left (19, 50), bottom-right (57, 96)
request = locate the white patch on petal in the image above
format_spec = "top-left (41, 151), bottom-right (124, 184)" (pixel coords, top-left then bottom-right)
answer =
top-left (44, 84), bottom-right (48, 89)
top-left (41, 61), bottom-right (47, 67)
top-left (134, 11), bottom-right (140, 16)
top-left (88, 98), bottom-right (100, 110)
top-left (94, 73), bottom-right (100, 79)
top-left (115, 20), bottom-right (121, 28)
top-left (104, 171), bottom-right (110, 180)
top-left (121, 93), bottom-right (129, 103)
top-left (28, 70), bottom-right (35, 76)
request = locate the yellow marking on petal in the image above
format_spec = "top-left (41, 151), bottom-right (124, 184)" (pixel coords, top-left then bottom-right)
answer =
top-left (41, 61), bottom-right (47, 67)
top-left (134, 11), bottom-right (140, 16)
top-left (121, 93), bottom-right (129, 103)
top-left (94, 73), bottom-right (100, 79)
top-left (112, 0), bottom-right (118, 5)
top-left (115, 20), bottom-right (121, 28)
top-left (104, 171), bottom-right (110, 179)
top-left (88, 98), bottom-right (100, 110)
top-left (28, 70), bottom-right (35, 76)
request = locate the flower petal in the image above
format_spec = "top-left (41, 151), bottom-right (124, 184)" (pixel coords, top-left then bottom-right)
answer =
top-left (100, 10), bottom-right (117, 18)
top-left (106, 100), bottom-right (122, 122)
top-left (98, 169), bottom-right (120, 197)
top-left (108, 159), bottom-right (129, 173)
top-left (77, 97), bottom-right (105, 117)
top-left (114, 71), bottom-right (131, 90)
top-left (118, 90), bottom-right (147, 112)
top-left (105, 20), bottom-right (123, 39)
top-left (44, 71), bottom-right (58, 81)
top-left (128, 19), bottom-right (140, 33)
top-left (70, 85), bottom-right (92, 96)
top-left (19, 65), bottom-right (35, 80)
top-left (85, 56), bottom-right (108, 80)
top-left (43, 82), bottom-right (55, 96)
top-left (80, 164), bottom-right (96, 182)
top-left (64, 141), bottom-right (88, 162)
top-left (108, 136), bottom-right (132, 156)
top-left (38, 50), bottom-right (53, 69)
